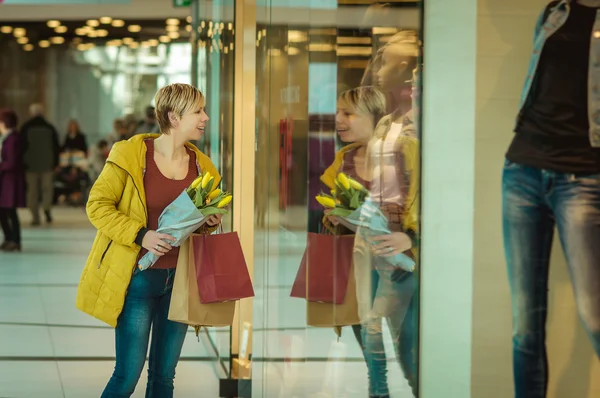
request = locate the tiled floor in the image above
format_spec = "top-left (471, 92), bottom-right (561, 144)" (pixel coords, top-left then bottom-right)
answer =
top-left (0, 208), bottom-right (412, 397)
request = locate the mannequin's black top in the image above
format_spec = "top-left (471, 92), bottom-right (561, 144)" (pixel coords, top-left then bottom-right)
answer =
top-left (507, 1), bottom-right (600, 174)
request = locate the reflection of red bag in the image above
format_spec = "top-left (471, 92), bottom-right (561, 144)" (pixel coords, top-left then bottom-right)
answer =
top-left (193, 233), bottom-right (255, 304)
top-left (290, 233), bottom-right (355, 304)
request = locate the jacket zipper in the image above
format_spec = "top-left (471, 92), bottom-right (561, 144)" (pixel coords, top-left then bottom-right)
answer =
top-left (106, 160), bottom-right (148, 219)
top-left (98, 241), bottom-right (113, 268)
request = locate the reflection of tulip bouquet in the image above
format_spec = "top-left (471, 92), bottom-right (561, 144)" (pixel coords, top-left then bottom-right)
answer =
top-left (316, 172), bottom-right (369, 218)
top-left (138, 171), bottom-right (232, 270)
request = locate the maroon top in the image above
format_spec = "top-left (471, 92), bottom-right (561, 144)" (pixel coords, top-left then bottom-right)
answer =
top-left (140, 140), bottom-right (198, 269)
top-left (341, 147), bottom-right (370, 190)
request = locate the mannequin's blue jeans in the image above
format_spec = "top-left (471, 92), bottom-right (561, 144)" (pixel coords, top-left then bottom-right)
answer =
top-left (101, 268), bottom-right (188, 398)
top-left (502, 160), bottom-right (600, 398)
top-left (361, 270), bottom-right (418, 397)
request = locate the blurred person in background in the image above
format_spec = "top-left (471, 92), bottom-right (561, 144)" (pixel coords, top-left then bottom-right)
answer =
top-left (21, 103), bottom-right (60, 226)
top-left (62, 119), bottom-right (88, 153)
top-left (88, 139), bottom-right (109, 184)
top-left (0, 109), bottom-right (26, 252)
top-left (134, 106), bottom-right (159, 135)
top-left (110, 119), bottom-right (130, 146)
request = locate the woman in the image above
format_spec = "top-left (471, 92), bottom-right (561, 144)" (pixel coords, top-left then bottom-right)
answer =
top-left (352, 31), bottom-right (421, 398)
top-left (0, 109), bottom-right (26, 252)
top-left (321, 86), bottom-right (388, 397)
top-left (76, 83), bottom-right (223, 397)
top-left (62, 119), bottom-right (88, 153)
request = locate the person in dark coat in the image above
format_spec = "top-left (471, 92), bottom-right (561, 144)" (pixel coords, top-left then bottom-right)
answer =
top-left (21, 103), bottom-right (60, 225)
top-left (0, 109), bottom-right (26, 252)
top-left (62, 119), bottom-right (88, 153)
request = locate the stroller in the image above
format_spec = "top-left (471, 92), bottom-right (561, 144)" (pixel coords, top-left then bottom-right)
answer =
top-left (54, 150), bottom-right (91, 206)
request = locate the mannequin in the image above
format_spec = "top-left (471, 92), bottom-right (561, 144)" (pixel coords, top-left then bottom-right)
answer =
top-left (503, 1), bottom-right (600, 397)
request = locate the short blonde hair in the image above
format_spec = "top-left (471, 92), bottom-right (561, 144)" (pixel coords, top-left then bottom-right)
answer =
top-left (338, 86), bottom-right (386, 128)
top-left (154, 83), bottom-right (205, 134)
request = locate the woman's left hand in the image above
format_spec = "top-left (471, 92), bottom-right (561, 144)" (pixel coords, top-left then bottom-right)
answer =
top-left (206, 214), bottom-right (223, 227)
top-left (370, 232), bottom-right (412, 257)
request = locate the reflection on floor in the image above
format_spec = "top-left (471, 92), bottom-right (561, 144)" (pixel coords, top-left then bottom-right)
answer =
top-left (0, 208), bottom-right (411, 397)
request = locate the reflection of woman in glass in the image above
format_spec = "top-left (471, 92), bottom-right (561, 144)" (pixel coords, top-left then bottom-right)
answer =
top-left (354, 30), bottom-right (421, 398)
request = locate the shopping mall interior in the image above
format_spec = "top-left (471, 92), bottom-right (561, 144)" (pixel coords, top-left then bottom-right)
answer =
top-left (1, 0), bottom-right (600, 397)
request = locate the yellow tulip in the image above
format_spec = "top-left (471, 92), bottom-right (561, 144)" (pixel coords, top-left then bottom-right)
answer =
top-left (217, 195), bottom-right (233, 208)
top-left (208, 189), bottom-right (221, 200)
top-left (316, 195), bottom-right (336, 208)
top-left (349, 178), bottom-right (364, 191)
top-left (190, 176), bottom-right (202, 189)
top-left (201, 172), bottom-right (212, 188)
top-left (337, 173), bottom-right (350, 190)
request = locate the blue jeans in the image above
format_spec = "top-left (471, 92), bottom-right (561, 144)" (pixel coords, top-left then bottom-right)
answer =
top-left (102, 268), bottom-right (188, 398)
top-left (502, 160), bottom-right (600, 398)
top-left (361, 270), bottom-right (418, 397)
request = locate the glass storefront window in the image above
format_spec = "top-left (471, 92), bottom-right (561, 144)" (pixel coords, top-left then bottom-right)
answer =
top-left (251, 1), bottom-right (423, 396)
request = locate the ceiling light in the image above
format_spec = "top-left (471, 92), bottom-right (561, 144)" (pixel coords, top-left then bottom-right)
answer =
top-left (186, 16), bottom-right (192, 23)
top-left (50, 36), bottom-right (65, 44)
top-left (17, 37), bottom-right (28, 44)
top-left (96, 29), bottom-right (108, 37)
top-left (106, 40), bottom-right (119, 47)
top-left (220, 22), bottom-right (224, 30)
top-left (230, 43), bottom-right (233, 50)
top-left (148, 39), bottom-right (159, 46)
top-left (166, 25), bottom-right (179, 32)
top-left (224, 47), bottom-right (229, 54)
top-left (185, 25), bottom-right (192, 32)
top-left (0, 26), bottom-right (13, 34)
top-left (112, 19), bottom-right (125, 28)
top-left (47, 20), bottom-right (60, 28)
top-left (141, 41), bottom-right (151, 48)
top-left (159, 35), bottom-right (171, 43)
top-left (88, 31), bottom-right (98, 38)
top-left (99, 17), bottom-right (112, 24)
top-left (288, 47), bottom-right (300, 55)
top-left (77, 43), bottom-right (88, 51)
top-left (372, 27), bottom-right (398, 35)
top-left (39, 40), bottom-right (50, 48)
top-left (168, 32), bottom-right (180, 39)
top-left (166, 18), bottom-right (180, 25)
top-left (262, 29), bottom-right (266, 36)
top-left (128, 25), bottom-right (142, 33)
top-left (122, 37), bottom-right (134, 44)
top-left (23, 44), bottom-right (34, 51)
top-left (55, 26), bottom-right (68, 34)
top-left (201, 21), bottom-right (206, 28)
top-left (308, 43), bottom-right (336, 52)
top-left (129, 42), bottom-right (139, 49)
top-left (75, 28), bottom-right (88, 36)
top-left (13, 28), bottom-right (26, 38)
top-left (87, 19), bottom-right (100, 27)
top-left (228, 22), bottom-right (233, 30)
top-left (288, 30), bottom-right (307, 43)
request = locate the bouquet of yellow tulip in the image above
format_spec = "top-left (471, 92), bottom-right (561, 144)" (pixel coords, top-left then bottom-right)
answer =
top-left (187, 171), bottom-right (233, 216)
top-left (138, 170), bottom-right (232, 270)
top-left (315, 172), bottom-right (369, 218)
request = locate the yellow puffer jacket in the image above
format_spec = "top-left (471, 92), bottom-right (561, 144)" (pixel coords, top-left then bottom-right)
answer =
top-left (76, 134), bottom-right (220, 327)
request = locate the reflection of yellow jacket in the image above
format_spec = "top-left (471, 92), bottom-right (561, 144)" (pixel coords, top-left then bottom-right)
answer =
top-left (76, 134), bottom-right (220, 327)
top-left (320, 143), bottom-right (361, 190)
top-left (371, 113), bottom-right (420, 244)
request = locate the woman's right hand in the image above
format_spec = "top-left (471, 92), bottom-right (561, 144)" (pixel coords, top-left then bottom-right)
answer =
top-left (142, 230), bottom-right (176, 256)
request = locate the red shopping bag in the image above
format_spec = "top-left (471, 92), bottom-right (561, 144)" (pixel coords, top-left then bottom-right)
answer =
top-left (290, 233), bottom-right (355, 304)
top-left (193, 232), bottom-right (255, 304)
